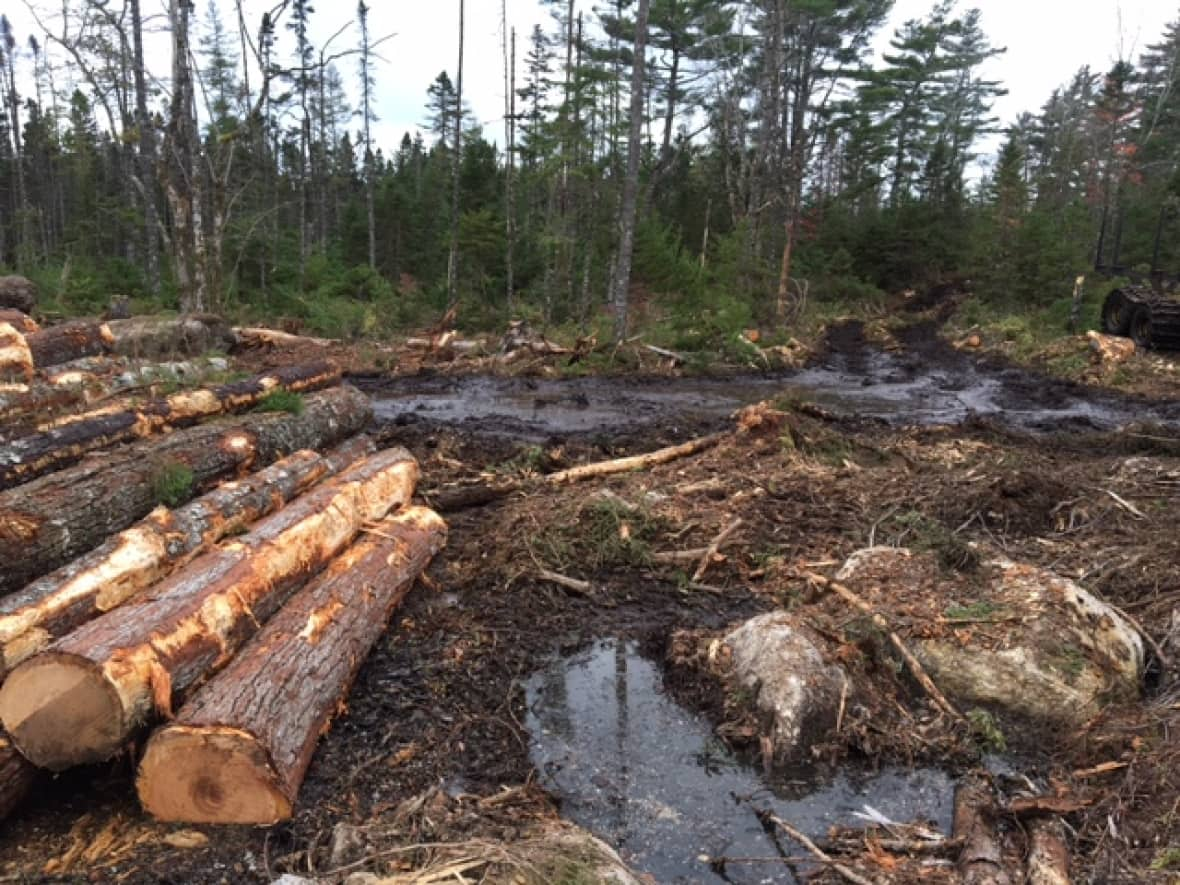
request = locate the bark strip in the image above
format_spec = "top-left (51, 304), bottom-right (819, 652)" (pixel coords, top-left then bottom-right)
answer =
top-left (0, 447), bottom-right (418, 770)
top-left (0, 386), bottom-right (373, 595)
top-left (137, 506), bottom-right (447, 823)
top-left (26, 321), bottom-right (115, 369)
top-left (0, 436), bottom-right (375, 677)
top-left (0, 362), bottom-right (341, 490)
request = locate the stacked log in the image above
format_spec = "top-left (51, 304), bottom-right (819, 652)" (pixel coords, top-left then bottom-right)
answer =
top-left (0, 436), bottom-right (375, 677)
top-left (0, 323), bottom-right (34, 383)
top-left (0, 276), bottom-right (36, 313)
top-left (0, 447), bottom-right (419, 770)
top-left (108, 316), bottom-right (235, 359)
top-left (0, 385), bottom-right (373, 595)
top-left (26, 321), bottom-right (115, 368)
top-left (138, 506), bottom-right (447, 823)
top-left (0, 311), bottom-right (38, 334)
top-left (0, 362), bottom-right (342, 490)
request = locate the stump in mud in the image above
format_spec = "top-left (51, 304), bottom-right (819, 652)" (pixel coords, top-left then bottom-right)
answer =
top-left (0, 448), bottom-right (419, 770)
top-left (0, 436), bottom-right (375, 677)
top-left (0, 385), bottom-right (374, 595)
top-left (0, 362), bottom-right (341, 490)
top-left (137, 506), bottom-right (447, 823)
top-left (0, 277), bottom-right (36, 314)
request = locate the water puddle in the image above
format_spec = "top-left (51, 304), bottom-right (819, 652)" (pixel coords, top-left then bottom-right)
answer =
top-left (525, 639), bottom-right (954, 883)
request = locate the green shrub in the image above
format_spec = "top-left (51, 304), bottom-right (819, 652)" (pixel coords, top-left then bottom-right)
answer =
top-left (151, 462), bottom-right (195, 508)
top-left (254, 390), bottom-right (305, 415)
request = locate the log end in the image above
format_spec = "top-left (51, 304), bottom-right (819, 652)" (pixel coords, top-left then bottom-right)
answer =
top-left (138, 726), bottom-right (292, 824)
top-left (0, 654), bottom-right (125, 771)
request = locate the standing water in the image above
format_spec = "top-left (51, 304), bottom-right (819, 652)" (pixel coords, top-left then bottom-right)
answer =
top-left (525, 639), bottom-right (953, 883)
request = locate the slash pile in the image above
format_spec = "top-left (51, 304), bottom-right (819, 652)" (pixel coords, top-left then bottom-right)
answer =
top-left (0, 315), bottom-right (446, 825)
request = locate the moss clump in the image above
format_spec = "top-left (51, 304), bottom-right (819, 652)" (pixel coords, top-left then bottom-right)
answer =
top-left (253, 390), bottom-right (305, 415)
top-left (151, 462), bottom-right (194, 508)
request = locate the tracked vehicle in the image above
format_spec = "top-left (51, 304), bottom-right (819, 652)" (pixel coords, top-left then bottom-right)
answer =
top-left (1101, 285), bottom-right (1180, 350)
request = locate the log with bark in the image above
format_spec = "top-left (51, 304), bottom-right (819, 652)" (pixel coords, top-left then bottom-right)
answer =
top-left (0, 446), bottom-right (418, 770)
top-left (0, 276), bottom-right (36, 313)
top-left (0, 436), bottom-right (375, 678)
top-left (0, 362), bottom-right (341, 490)
top-left (0, 385), bottom-right (373, 595)
top-left (0, 733), bottom-right (38, 820)
top-left (107, 315), bottom-right (234, 359)
top-left (137, 506), bottom-right (447, 823)
top-left (0, 310), bottom-right (38, 334)
top-left (953, 772), bottom-right (1012, 885)
top-left (1025, 817), bottom-right (1070, 885)
top-left (26, 321), bottom-right (115, 369)
top-left (0, 323), bottom-right (34, 383)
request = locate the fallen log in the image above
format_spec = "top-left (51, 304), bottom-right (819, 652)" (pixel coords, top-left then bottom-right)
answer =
top-left (547, 433), bottom-right (726, 484)
top-left (0, 310), bottom-right (38, 334)
top-left (0, 362), bottom-right (341, 490)
top-left (953, 772), bottom-right (1012, 885)
top-left (26, 321), bottom-right (115, 369)
top-left (0, 436), bottom-right (375, 678)
top-left (1025, 817), bottom-right (1070, 885)
top-left (234, 326), bottom-right (335, 350)
top-left (0, 323), bottom-right (34, 383)
top-left (0, 385), bottom-right (373, 595)
top-left (0, 446), bottom-right (418, 770)
top-left (137, 506), bottom-right (446, 823)
top-left (107, 315), bottom-right (234, 359)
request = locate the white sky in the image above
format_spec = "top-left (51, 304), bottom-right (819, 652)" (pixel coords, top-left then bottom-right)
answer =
top-left (7, 0), bottom-right (1178, 164)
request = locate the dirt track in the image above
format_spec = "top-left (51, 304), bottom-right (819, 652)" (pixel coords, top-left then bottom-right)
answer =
top-left (2, 322), bottom-right (1178, 883)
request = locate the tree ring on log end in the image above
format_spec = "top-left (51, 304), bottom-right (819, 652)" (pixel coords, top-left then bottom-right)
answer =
top-left (0, 654), bottom-right (124, 770)
top-left (137, 726), bottom-right (290, 824)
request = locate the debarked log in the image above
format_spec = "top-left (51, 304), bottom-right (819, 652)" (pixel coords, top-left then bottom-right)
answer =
top-left (26, 321), bottom-right (115, 369)
top-left (0, 446), bottom-right (418, 770)
top-left (0, 362), bottom-right (342, 490)
top-left (137, 506), bottom-right (447, 823)
top-left (0, 436), bottom-right (376, 678)
top-left (0, 385), bottom-right (373, 595)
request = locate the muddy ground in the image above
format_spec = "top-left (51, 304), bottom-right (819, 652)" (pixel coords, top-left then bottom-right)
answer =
top-left (2, 319), bottom-right (1179, 883)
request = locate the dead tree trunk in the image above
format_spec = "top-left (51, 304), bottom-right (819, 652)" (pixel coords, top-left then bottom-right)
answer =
top-left (137, 506), bottom-right (447, 823)
top-left (0, 363), bottom-right (342, 490)
top-left (0, 386), bottom-right (373, 595)
top-left (0, 436), bottom-right (374, 678)
top-left (0, 447), bottom-right (418, 770)
top-left (26, 322), bottom-right (115, 369)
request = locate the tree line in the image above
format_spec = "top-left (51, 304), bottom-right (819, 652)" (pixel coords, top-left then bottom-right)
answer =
top-left (0, 1), bottom-right (1178, 344)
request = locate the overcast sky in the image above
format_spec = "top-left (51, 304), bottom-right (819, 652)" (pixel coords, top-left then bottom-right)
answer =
top-left (8, 0), bottom-right (1178, 164)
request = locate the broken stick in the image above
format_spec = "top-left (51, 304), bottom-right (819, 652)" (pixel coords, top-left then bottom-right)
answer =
top-left (806, 572), bottom-right (963, 721)
top-left (692, 518), bottom-right (743, 582)
top-left (546, 432), bottom-right (726, 484)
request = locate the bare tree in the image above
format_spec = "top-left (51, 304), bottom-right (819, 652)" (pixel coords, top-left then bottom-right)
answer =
top-left (446, 0), bottom-right (465, 306)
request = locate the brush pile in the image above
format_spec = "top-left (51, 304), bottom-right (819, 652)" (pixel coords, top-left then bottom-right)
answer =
top-left (0, 313), bottom-right (445, 826)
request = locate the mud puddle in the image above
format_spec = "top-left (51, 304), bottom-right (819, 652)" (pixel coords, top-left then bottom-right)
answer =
top-left (525, 639), bottom-right (953, 883)
top-left (365, 342), bottom-right (1180, 441)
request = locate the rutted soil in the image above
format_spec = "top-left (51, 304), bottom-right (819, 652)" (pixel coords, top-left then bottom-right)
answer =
top-left (0, 321), bottom-right (1178, 882)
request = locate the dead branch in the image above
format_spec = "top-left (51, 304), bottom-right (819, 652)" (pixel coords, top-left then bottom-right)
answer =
top-left (547, 432), bottom-right (726, 484)
top-left (693, 517), bottom-right (744, 582)
top-left (761, 812), bottom-right (874, 885)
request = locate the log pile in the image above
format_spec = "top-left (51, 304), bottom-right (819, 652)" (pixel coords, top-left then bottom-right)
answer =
top-left (0, 319), bottom-right (446, 825)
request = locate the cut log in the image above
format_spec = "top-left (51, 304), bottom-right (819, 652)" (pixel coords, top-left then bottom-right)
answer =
top-left (0, 385), bottom-right (373, 595)
top-left (0, 276), bottom-right (36, 313)
top-left (26, 321), bottom-right (115, 369)
top-left (0, 446), bottom-right (418, 770)
top-left (233, 327), bottom-right (335, 350)
top-left (107, 315), bottom-right (234, 359)
top-left (0, 310), bottom-right (39, 334)
top-left (546, 432), bottom-right (726, 484)
top-left (0, 732), bottom-right (38, 820)
top-left (953, 772), bottom-right (1012, 885)
top-left (0, 362), bottom-right (341, 490)
top-left (1025, 817), bottom-right (1069, 885)
top-left (137, 506), bottom-right (446, 823)
top-left (0, 436), bottom-right (375, 678)
top-left (0, 323), bottom-right (34, 383)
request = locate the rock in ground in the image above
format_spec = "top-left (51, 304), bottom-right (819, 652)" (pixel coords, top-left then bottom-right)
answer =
top-left (722, 612), bottom-right (847, 760)
top-left (836, 547), bottom-right (1144, 726)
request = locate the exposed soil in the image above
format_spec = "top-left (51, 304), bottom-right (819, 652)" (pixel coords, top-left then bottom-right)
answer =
top-left (1, 319), bottom-right (1179, 882)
